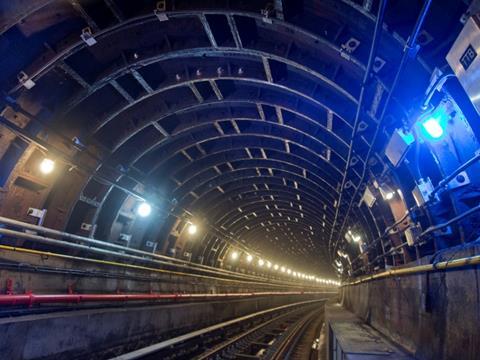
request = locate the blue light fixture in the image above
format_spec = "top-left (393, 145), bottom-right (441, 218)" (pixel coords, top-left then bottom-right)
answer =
top-left (422, 117), bottom-right (444, 139)
top-left (418, 109), bottom-right (448, 141)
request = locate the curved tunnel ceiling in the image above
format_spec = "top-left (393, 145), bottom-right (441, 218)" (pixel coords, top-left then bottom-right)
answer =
top-left (0, 0), bottom-right (469, 275)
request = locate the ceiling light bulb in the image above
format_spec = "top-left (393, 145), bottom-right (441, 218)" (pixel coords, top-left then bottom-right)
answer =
top-left (280, 266), bottom-right (286, 272)
top-left (287, 269), bottom-right (292, 275)
top-left (258, 259), bottom-right (265, 267)
top-left (246, 254), bottom-right (253, 263)
top-left (266, 261), bottom-right (272, 268)
top-left (188, 224), bottom-right (197, 235)
top-left (40, 158), bottom-right (55, 174)
top-left (273, 264), bottom-right (279, 270)
top-left (137, 202), bottom-right (152, 217)
top-left (231, 251), bottom-right (239, 260)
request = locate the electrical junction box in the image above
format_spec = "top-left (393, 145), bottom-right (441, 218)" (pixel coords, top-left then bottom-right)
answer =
top-left (412, 178), bottom-right (435, 207)
top-left (118, 233), bottom-right (131, 242)
top-left (361, 186), bottom-right (376, 207)
top-left (28, 207), bottom-right (46, 218)
top-left (405, 225), bottom-right (420, 246)
top-left (80, 223), bottom-right (92, 231)
top-left (385, 128), bottom-right (415, 167)
top-left (447, 14), bottom-right (480, 115)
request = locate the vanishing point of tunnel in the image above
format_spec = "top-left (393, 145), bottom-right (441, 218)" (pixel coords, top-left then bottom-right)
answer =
top-left (0, 1), bottom-right (479, 359)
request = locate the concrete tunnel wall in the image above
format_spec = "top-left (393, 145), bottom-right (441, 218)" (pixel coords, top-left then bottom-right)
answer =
top-left (0, 293), bottom-right (331, 360)
top-left (340, 247), bottom-right (480, 360)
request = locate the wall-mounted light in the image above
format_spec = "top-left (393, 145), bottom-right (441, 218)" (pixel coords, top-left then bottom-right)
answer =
top-left (187, 223), bottom-right (197, 235)
top-left (246, 254), bottom-right (253, 263)
top-left (385, 191), bottom-right (395, 200)
top-left (39, 158), bottom-right (55, 174)
top-left (379, 184), bottom-right (395, 201)
top-left (266, 261), bottom-right (272, 269)
top-left (418, 108), bottom-right (448, 141)
top-left (137, 202), bottom-right (152, 217)
top-left (230, 251), bottom-right (239, 261)
top-left (421, 117), bottom-right (444, 139)
top-left (258, 259), bottom-right (265, 267)
top-left (280, 266), bottom-right (286, 273)
top-left (273, 264), bottom-right (279, 270)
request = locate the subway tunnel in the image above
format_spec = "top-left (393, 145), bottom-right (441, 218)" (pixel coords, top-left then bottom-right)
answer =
top-left (0, 0), bottom-right (480, 359)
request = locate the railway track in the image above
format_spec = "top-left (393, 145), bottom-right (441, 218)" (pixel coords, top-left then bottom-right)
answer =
top-left (112, 299), bottom-right (326, 360)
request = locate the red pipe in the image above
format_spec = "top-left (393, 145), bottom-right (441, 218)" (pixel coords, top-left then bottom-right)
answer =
top-left (0, 291), bottom-right (324, 307)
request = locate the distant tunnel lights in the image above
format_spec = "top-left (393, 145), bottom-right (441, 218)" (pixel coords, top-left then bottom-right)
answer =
top-left (137, 202), bottom-right (152, 217)
top-left (39, 158), bottom-right (55, 174)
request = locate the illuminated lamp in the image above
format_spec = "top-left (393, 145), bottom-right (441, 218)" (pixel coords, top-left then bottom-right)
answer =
top-left (137, 202), bottom-right (152, 217)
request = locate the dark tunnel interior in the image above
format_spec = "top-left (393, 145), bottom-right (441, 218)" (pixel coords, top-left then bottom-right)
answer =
top-left (1, 1), bottom-right (480, 359)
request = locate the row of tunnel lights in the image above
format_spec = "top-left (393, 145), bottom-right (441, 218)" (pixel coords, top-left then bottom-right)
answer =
top-left (40, 158), bottom-right (339, 286)
top-left (229, 250), bottom-right (340, 286)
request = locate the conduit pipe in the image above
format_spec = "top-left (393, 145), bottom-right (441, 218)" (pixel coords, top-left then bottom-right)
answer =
top-left (429, 151), bottom-right (480, 200)
top-left (343, 252), bottom-right (480, 286)
top-left (330, 0), bottom-right (388, 254)
top-left (0, 221), bottom-right (300, 286)
top-left (0, 291), bottom-right (329, 307)
top-left (349, 152), bottom-right (480, 267)
top-left (419, 203), bottom-right (480, 238)
top-left (333, 0), bottom-right (433, 253)
top-left (0, 215), bottom-right (256, 281)
top-left (0, 244), bottom-right (325, 291)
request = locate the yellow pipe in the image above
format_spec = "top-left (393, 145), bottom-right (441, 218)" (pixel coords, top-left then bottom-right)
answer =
top-left (343, 254), bottom-right (480, 286)
top-left (0, 245), bottom-right (323, 291)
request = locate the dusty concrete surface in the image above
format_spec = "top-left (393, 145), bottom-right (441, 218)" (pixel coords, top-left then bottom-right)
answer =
top-left (0, 294), bottom-right (332, 359)
top-left (341, 248), bottom-right (480, 360)
top-left (324, 303), bottom-right (413, 359)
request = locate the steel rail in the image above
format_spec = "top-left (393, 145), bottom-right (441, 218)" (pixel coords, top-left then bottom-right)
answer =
top-left (194, 307), bottom-right (306, 360)
top-left (269, 308), bottom-right (320, 359)
top-left (110, 299), bottom-right (327, 360)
